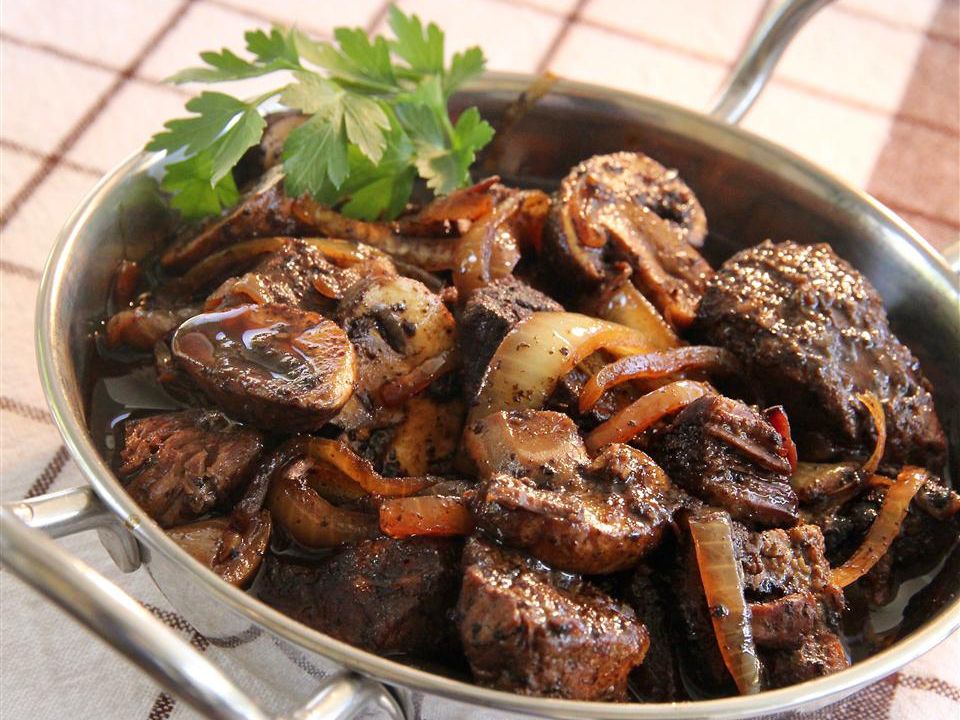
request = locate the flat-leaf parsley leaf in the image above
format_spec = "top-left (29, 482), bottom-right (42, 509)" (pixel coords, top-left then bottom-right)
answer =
top-left (146, 5), bottom-right (492, 220)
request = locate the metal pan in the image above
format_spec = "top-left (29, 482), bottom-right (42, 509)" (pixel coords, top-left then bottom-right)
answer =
top-left (2, 1), bottom-right (958, 718)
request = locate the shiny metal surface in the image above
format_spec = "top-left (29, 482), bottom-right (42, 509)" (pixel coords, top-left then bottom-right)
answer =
top-left (22, 73), bottom-right (959, 719)
top-left (9, 0), bottom-right (960, 713)
top-left (0, 506), bottom-right (407, 720)
top-left (8, 484), bottom-right (140, 572)
top-left (710, 0), bottom-right (833, 123)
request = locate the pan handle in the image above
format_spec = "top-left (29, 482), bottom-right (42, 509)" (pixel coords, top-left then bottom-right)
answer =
top-left (0, 499), bottom-right (407, 720)
top-left (710, 0), bottom-right (833, 124)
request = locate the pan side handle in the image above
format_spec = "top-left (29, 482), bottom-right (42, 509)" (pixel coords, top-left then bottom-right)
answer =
top-left (710, 0), bottom-right (833, 124)
top-left (0, 498), bottom-right (406, 720)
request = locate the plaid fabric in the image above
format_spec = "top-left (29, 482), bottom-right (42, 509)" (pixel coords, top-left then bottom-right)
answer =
top-left (1, 1), bottom-right (957, 718)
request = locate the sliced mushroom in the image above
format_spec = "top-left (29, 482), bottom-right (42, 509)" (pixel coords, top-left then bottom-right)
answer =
top-left (335, 276), bottom-right (457, 429)
top-left (171, 303), bottom-right (356, 431)
top-left (167, 511), bottom-right (271, 587)
top-left (542, 152), bottom-right (712, 328)
top-left (162, 168), bottom-right (309, 271)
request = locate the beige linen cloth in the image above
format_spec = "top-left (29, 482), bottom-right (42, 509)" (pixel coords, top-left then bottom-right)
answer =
top-left (1, 1), bottom-right (958, 718)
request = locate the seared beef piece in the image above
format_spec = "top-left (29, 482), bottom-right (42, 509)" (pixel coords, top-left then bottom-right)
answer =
top-left (696, 240), bottom-right (946, 470)
top-left (542, 152), bottom-right (712, 328)
top-left (736, 524), bottom-right (845, 622)
top-left (812, 473), bottom-right (960, 603)
top-left (205, 239), bottom-right (348, 313)
top-left (750, 592), bottom-right (820, 649)
top-left (458, 276), bottom-right (563, 401)
top-left (172, 303), bottom-right (357, 432)
top-left (118, 410), bottom-right (263, 528)
top-left (472, 443), bottom-right (678, 574)
top-left (162, 169), bottom-right (309, 271)
top-left (648, 394), bottom-right (798, 527)
top-left (670, 515), bottom-right (848, 694)
top-left (765, 632), bottom-right (849, 688)
top-left (457, 538), bottom-right (649, 700)
top-left (737, 523), bottom-right (849, 688)
top-left (463, 409), bottom-right (588, 484)
top-left (624, 565), bottom-right (682, 701)
top-left (258, 537), bottom-right (462, 659)
top-left (547, 352), bottom-right (639, 432)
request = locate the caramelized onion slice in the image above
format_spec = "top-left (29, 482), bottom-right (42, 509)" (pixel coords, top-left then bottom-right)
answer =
top-left (377, 349), bottom-right (458, 407)
top-left (468, 312), bottom-right (658, 425)
top-left (588, 273), bottom-right (680, 351)
top-left (688, 513), bottom-right (762, 696)
top-left (180, 237), bottom-right (290, 291)
top-left (856, 391), bottom-right (886, 475)
top-left (267, 472), bottom-right (379, 548)
top-left (167, 511), bottom-right (271, 587)
top-left (585, 380), bottom-right (711, 452)
top-left (453, 189), bottom-right (549, 296)
top-left (579, 346), bottom-right (736, 413)
top-left (304, 438), bottom-right (436, 497)
top-left (379, 496), bottom-right (474, 539)
top-left (831, 466), bottom-right (929, 588)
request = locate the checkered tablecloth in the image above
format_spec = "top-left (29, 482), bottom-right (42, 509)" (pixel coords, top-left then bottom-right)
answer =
top-left (1, 1), bottom-right (958, 718)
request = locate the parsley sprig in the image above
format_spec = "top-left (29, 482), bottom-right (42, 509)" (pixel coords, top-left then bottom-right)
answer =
top-left (146, 6), bottom-right (493, 220)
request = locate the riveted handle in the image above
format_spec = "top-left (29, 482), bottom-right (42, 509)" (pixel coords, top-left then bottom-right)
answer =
top-left (710, 0), bottom-right (833, 124)
top-left (0, 502), bottom-right (406, 720)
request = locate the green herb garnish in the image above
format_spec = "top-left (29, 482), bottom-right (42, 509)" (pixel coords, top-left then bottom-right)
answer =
top-left (146, 6), bottom-right (493, 221)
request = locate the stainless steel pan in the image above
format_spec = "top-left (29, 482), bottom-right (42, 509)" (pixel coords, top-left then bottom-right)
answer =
top-left (3, 1), bottom-right (958, 718)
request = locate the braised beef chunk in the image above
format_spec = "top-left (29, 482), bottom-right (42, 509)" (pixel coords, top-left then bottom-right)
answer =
top-left (463, 409), bottom-right (588, 484)
top-left (812, 472), bottom-right (960, 604)
top-left (161, 170), bottom-right (309, 271)
top-left (457, 538), bottom-right (649, 700)
top-left (542, 152), bottom-right (712, 328)
top-left (696, 240), bottom-right (946, 470)
top-left (118, 410), bottom-right (263, 528)
top-left (624, 565), bottom-right (682, 701)
top-left (172, 303), bottom-right (357, 432)
top-left (648, 394), bottom-right (798, 527)
top-left (205, 239), bottom-right (346, 312)
top-left (765, 632), bottom-right (850, 688)
top-left (547, 352), bottom-right (639, 431)
top-left (472, 443), bottom-right (678, 574)
top-left (258, 537), bottom-right (462, 659)
top-left (737, 523), bottom-right (849, 688)
top-left (736, 524), bottom-right (845, 621)
top-left (671, 516), bottom-right (848, 694)
top-left (458, 276), bottom-right (562, 401)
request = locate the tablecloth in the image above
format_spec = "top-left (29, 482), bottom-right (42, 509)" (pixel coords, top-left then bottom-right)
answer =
top-left (1, 1), bottom-right (958, 718)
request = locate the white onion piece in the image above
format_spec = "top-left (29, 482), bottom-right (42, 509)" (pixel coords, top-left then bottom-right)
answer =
top-left (689, 513), bottom-right (762, 696)
top-left (831, 465), bottom-right (928, 588)
top-left (467, 312), bottom-right (657, 425)
top-left (592, 275), bottom-right (680, 351)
